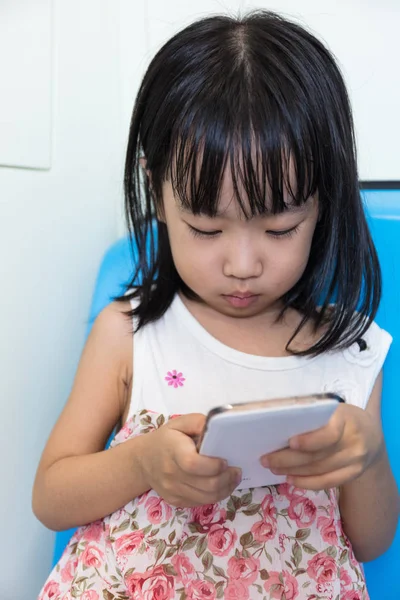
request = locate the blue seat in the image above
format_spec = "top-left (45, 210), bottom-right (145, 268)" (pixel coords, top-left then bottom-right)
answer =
top-left (53, 191), bottom-right (400, 600)
top-left (361, 190), bottom-right (400, 599)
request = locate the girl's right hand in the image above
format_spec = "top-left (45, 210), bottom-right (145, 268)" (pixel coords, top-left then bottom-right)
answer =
top-left (138, 413), bottom-right (242, 507)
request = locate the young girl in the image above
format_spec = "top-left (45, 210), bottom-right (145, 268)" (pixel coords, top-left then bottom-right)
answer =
top-left (34, 10), bottom-right (399, 600)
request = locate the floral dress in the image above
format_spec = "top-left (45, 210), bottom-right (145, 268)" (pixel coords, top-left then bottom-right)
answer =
top-left (39, 410), bottom-right (368, 600)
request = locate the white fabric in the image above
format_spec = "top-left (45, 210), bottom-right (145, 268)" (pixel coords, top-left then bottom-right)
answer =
top-left (127, 294), bottom-right (392, 421)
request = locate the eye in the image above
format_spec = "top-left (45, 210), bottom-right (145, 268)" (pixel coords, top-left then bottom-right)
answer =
top-left (188, 225), bottom-right (221, 239)
top-left (266, 224), bottom-right (300, 239)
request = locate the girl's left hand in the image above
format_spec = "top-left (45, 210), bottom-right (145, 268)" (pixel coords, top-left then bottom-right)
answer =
top-left (260, 403), bottom-right (384, 490)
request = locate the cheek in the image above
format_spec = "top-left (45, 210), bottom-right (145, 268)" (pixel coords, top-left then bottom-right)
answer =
top-left (169, 235), bottom-right (216, 281)
top-left (270, 236), bottom-right (313, 282)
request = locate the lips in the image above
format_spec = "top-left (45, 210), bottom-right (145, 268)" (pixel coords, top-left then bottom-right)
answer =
top-left (225, 292), bottom-right (257, 299)
top-left (222, 292), bottom-right (259, 308)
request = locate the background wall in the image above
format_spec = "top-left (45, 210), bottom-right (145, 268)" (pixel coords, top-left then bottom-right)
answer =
top-left (0, 1), bottom-right (140, 596)
top-left (0, 1), bottom-right (398, 597)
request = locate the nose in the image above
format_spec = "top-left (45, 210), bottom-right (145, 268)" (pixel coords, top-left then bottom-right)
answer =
top-left (223, 238), bottom-right (263, 279)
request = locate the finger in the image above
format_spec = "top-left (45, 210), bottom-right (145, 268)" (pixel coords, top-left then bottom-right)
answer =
top-left (168, 421), bottom-right (228, 476)
top-left (289, 411), bottom-right (345, 453)
top-left (183, 467), bottom-right (242, 503)
top-left (287, 464), bottom-right (360, 491)
top-left (166, 413), bottom-right (206, 437)
top-left (260, 448), bottom-right (329, 471)
top-left (177, 446), bottom-right (229, 477)
top-left (274, 449), bottom-right (357, 477)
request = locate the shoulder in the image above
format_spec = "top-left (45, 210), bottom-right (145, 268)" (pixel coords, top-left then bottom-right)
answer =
top-left (307, 315), bottom-right (392, 411)
top-left (341, 319), bottom-right (392, 368)
top-left (93, 300), bottom-right (133, 343)
top-left (91, 300), bottom-right (133, 384)
top-left (322, 319), bottom-right (392, 410)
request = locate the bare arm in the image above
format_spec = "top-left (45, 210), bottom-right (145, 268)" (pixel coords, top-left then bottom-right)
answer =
top-left (339, 372), bottom-right (400, 562)
top-left (32, 302), bottom-right (152, 530)
top-left (32, 302), bottom-right (240, 531)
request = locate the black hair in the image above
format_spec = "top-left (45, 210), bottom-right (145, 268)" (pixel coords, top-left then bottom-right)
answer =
top-left (119, 9), bottom-right (381, 356)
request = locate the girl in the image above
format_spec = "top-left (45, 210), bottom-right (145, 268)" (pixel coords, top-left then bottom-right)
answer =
top-left (34, 10), bottom-right (399, 600)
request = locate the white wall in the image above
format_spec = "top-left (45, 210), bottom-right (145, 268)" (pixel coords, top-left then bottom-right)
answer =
top-left (0, 1), bottom-right (145, 596)
top-left (0, 0), bottom-right (52, 169)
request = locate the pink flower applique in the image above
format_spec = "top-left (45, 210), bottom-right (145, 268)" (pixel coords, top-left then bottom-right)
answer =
top-left (165, 369), bottom-right (185, 388)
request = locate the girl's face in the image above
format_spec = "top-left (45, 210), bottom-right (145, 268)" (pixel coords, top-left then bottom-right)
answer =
top-left (160, 169), bottom-right (319, 318)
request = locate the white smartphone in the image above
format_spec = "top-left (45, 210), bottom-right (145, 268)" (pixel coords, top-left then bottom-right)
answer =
top-left (197, 393), bottom-right (344, 489)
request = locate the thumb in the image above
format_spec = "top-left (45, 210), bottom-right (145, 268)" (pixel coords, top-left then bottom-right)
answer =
top-left (166, 413), bottom-right (206, 437)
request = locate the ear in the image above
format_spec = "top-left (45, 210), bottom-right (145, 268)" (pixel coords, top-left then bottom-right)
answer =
top-left (139, 157), bottom-right (151, 180)
top-left (140, 156), bottom-right (154, 191)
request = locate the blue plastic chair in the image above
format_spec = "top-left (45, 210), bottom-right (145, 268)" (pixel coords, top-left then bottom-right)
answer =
top-left (53, 191), bottom-right (400, 599)
top-left (361, 190), bottom-right (400, 599)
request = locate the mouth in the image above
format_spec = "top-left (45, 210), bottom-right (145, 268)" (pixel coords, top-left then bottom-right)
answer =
top-left (225, 292), bottom-right (257, 299)
top-left (222, 292), bottom-right (259, 308)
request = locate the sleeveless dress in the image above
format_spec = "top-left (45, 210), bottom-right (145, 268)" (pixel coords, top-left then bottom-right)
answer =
top-left (38, 294), bottom-right (392, 600)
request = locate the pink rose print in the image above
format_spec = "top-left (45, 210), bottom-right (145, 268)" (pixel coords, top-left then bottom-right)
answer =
top-left (276, 483), bottom-right (304, 500)
top-left (42, 580), bottom-right (61, 599)
top-left (207, 524), bottom-right (237, 556)
top-left (171, 554), bottom-right (196, 584)
top-left (317, 513), bottom-right (338, 546)
top-left (165, 370), bottom-right (185, 388)
top-left (261, 494), bottom-right (277, 520)
top-left (186, 579), bottom-right (217, 599)
top-left (342, 591), bottom-right (363, 600)
top-left (225, 580), bottom-right (250, 599)
top-left (112, 508), bottom-right (126, 521)
top-left (263, 570), bottom-right (299, 600)
top-left (82, 519), bottom-right (103, 543)
top-left (80, 543), bottom-right (104, 568)
top-left (145, 496), bottom-right (173, 524)
top-left (227, 553), bottom-right (260, 585)
top-left (60, 557), bottom-right (78, 583)
top-left (137, 489), bottom-right (152, 506)
top-left (81, 592), bottom-right (100, 600)
top-left (251, 518), bottom-right (277, 542)
top-left (190, 504), bottom-right (226, 531)
top-left (126, 566), bottom-right (175, 600)
top-left (340, 567), bottom-right (353, 591)
top-left (317, 582), bottom-right (334, 597)
top-left (288, 495), bottom-right (317, 527)
top-left (279, 533), bottom-right (288, 551)
top-left (119, 422), bottom-right (134, 440)
top-left (115, 530), bottom-right (145, 557)
top-left (307, 551), bottom-right (337, 584)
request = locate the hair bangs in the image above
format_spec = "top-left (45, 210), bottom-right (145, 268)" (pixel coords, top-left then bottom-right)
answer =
top-left (165, 90), bottom-right (320, 219)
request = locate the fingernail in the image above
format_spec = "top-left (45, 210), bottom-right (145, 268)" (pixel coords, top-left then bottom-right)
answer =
top-left (260, 457), bottom-right (269, 468)
top-left (236, 471), bottom-right (242, 485)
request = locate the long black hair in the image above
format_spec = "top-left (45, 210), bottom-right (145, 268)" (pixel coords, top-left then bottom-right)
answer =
top-left (119, 9), bottom-right (381, 356)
